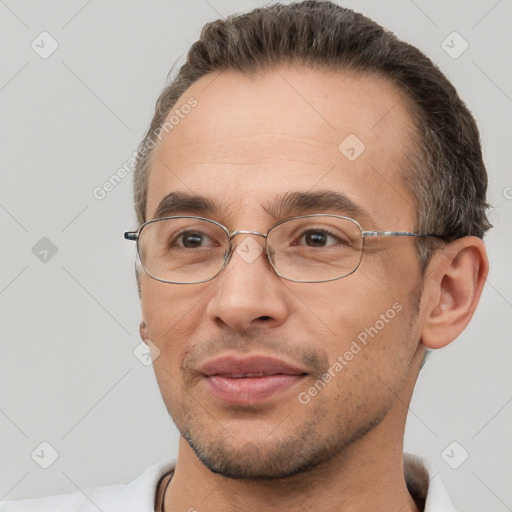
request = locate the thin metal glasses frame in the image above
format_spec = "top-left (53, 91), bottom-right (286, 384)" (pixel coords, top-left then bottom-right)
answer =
top-left (124, 214), bottom-right (440, 284)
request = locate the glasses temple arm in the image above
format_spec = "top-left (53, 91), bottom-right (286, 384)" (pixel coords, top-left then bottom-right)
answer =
top-left (361, 231), bottom-right (439, 238)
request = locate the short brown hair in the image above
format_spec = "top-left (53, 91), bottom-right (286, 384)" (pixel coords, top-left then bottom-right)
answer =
top-left (133, 0), bottom-right (491, 271)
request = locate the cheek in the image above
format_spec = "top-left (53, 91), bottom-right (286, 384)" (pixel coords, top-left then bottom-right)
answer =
top-left (293, 306), bottom-right (417, 439)
top-left (142, 276), bottom-right (196, 322)
top-left (140, 278), bottom-right (206, 360)
top-left (360, 240), bottom-right (421, 291)
top-left (292, 274), bottom-right (401, 340)
top-left (293, 274), bottom-right (417, 377)
top-left (324, 304), bottom-right (416, 412)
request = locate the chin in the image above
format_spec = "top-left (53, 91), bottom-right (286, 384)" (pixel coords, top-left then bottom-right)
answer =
top-left (179, 414), bottom-right (352, 481)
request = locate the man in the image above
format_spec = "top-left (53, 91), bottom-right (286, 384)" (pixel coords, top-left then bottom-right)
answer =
top-left (1, 1), bottom-right (490, 511)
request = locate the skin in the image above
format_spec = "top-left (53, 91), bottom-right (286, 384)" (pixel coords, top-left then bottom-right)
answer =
top-left (138, 66), bottom-right (488, 511)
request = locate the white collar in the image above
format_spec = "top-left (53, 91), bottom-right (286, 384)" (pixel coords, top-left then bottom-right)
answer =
top-left (0, 453), bottom-right (456, 511)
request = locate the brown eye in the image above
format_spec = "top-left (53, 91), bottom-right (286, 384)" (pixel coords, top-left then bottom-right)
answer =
top-left (178, 231), bottom-right (208, 248)
top-left (298, 229), bottom-right (350, 247)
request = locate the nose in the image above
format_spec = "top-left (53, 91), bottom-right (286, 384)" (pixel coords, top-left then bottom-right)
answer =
top-left (205, 234), bottom-right (289, 332)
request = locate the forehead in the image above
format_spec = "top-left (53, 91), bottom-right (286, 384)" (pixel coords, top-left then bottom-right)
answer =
top-left (147, 66), bottom-right (418, 229)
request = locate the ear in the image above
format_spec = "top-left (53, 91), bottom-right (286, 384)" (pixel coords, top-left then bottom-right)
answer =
top-left (139, 320), bottom-right (149, 344)
top-left (420, 236), bottom-right (488, 349)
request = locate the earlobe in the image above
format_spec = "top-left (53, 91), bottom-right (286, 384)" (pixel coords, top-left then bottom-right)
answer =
top-left (139, 320), bottom-right (149, 344)
top-left (421, 237), bottom-right (489, 349)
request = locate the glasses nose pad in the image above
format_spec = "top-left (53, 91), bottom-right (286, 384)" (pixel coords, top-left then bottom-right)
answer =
top-left (224, 241), bottom-right (234, 264)
top-left (266, 244), bottom-right (276, 263)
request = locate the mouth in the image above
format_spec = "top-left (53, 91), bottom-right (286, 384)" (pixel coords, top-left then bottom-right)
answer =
top-left (198, 355), bottom-right (308, 405)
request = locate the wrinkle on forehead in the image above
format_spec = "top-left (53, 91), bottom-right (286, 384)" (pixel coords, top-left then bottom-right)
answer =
top-left (147, 65), bottom-right (419, 231)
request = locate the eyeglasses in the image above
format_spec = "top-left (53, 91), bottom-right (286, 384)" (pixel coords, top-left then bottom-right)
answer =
top-left (124, 214), bottom-right (439, 284)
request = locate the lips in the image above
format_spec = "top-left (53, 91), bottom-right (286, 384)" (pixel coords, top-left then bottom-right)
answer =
top-left (198, 355), bottom-right (308, 405)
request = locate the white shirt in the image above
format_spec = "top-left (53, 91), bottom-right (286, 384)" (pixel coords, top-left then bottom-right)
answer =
top-left (0, 453), bottom-right (456, 511)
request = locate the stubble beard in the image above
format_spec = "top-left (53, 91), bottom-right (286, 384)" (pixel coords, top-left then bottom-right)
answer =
top-left (169, 284), bottom-right (424, 481)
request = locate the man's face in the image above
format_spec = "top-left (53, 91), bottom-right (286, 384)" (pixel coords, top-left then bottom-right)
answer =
top-left (141, 66), bottom-right (426, 479)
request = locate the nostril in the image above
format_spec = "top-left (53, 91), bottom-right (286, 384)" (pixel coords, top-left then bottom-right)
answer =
top-left (259, 316), bottom-right (272, 321)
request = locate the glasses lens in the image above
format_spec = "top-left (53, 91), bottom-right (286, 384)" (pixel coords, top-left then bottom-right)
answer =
top-left (267, 216), bottom-right (363, 282)
top-left (137, 218), bottom-right (228, 283)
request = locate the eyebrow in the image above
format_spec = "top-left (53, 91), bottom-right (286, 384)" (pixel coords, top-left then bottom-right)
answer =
top-left (153, 191), bottom-right (220, 219)
top-left (152, 190), bottom-right (374, 225)
top-left (262, 190), bottom-right (373, 224)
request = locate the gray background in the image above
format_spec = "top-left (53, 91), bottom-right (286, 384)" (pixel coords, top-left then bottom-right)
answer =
top-left (0, 0), bottom-right (511, 510)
